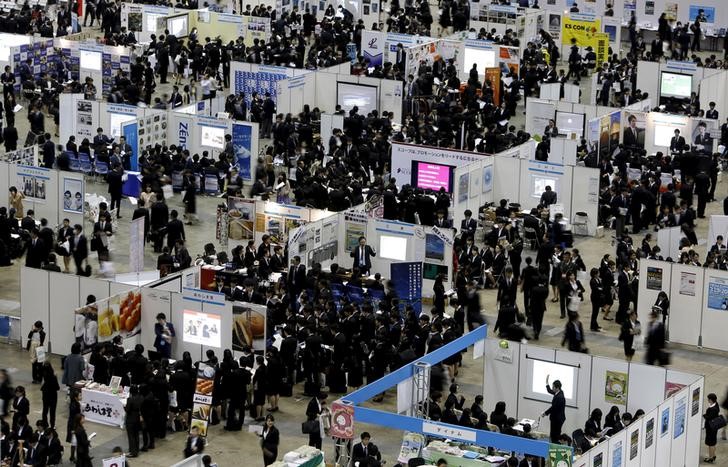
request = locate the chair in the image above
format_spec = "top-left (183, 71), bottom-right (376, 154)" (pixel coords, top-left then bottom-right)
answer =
top-left (78, 153), bottom-right (91, 164)
top-left (572, 211), bottom-right (589, 236)
top-left (79, 160), bottom-right (93, 176)
top-left (68, 156), bottom-right (80, 172)
top-left (94, 161), bottom-right (109, 181)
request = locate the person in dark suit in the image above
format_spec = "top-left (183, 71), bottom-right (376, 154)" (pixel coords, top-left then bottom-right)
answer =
top-left (434, 209), bottom-right (452, 228)
top-left (25, 229), bottom-right (45, 268)
top-left (588, 268), bottom-right (604, 331)
top-left (165, 210), bottom-right (185, 250)
top-left (644, 310), bottom-right (666, 365)
top-left (669, 129), bottom-right (686, 153)
top-left (623, 114), bottom-right (642, 148)
top-left (694, 123), bottom-right (712, 155)
top-left (107, 164), bottom-right (123, 218)
top-left (542, 377), bottom-right (567, 443)
top-left (350, 236), bottom-right (375, 276)
top-left (153, 312), bottom-right (175, 359)
top-left (540, 185), bottom-right (557, 206)
top-left (260, 415), bottom-right (279, 466)
top-left (132, 199), bottom-right (150, 243)
top-left (124, 385), bottom-right (143, 457)
top-left (184, 425), bottom-right (205, 458)
top-left (706, 102), bottom-right (719, 120)
top-left (704, 393), bottom-right (720, 463)
top-left (287, 255), bottom-right (306, 302)
top-left (70, 224), bottom-right (88, 275)
top-left (41, 134), bottom-right (55, 168)
top-left (585, 408), bottom-right (603, 438)
top-left (460, 210), bottom-right (477, 237)
top-left (497, 267), bottom-right (518, 306)
top-left (654, 291), bottom-right (670, 327)
top-left (562, 312), bottom-right (586, 353)
top-left (352, 432), bottom-right (381, 466)
top-left (270, 246), bottom-right (286, 272)
top-left (620, 309), bottom-right (641, 362)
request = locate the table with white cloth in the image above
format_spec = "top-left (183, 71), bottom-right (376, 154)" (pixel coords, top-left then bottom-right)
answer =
top-left (80, 387), bottom-right (128, 428)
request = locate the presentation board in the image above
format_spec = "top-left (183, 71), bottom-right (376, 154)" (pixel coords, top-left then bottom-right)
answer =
top-left (200, 125), bottom-right (225, 149)
top-left (412, 161), bottom-right (455, 192)
top-left (182, 310), bottom-right (221, 348)
top-left (167, 14), bottom-right (189, 37)
top-left (80, 50), bottom-right (102, 71)
top-left (463, 47), bottom-right (496, 74)
top-left (526, 358), bottom-right (577, 404)
top-left (337, 82), bottom-right (378, 115)
top-left (660, 72), bottom-right (692, 99)
top-left (109, 113), bottom-right (136, 140)
top-left (555, 111), bottom-right (585, 138)
top-left (380, 235), bottom-right (408, 261)
top-left (531, 174), bottom-right (558, 199)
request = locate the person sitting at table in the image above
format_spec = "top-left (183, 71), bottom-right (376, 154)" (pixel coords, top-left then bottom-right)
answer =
top-left (521, 423), bottom-right (536, 440)
top-left (621, 412), bottom-right (633, 428)
top-left (442, 399), bottom-right (459, 425)
top-left (471, 395), bottom-right (488, 429)
top-left (458, 408), bottom-right (474, 428)
top-left (490, 401), bottom-right (508, 431)
top-left (445, 383), bottom-right (465, 410)
top-left (351, 432), bottom-right (381, 466)
top-left (501, 417), bottom-right (519, 436)
top-left (604, 405), bottom-right (622, 435)
top-left (428, 391), bottom-right (443, 421)
top-left (585, 408), bottom-right (603, 438)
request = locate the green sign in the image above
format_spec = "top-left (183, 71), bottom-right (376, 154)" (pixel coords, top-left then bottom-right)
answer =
top-left (548, 443), bottom-right (573, 467)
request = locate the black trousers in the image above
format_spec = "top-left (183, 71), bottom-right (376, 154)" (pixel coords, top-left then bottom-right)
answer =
top-left (142, 421), bottom-right (154, 449)
top-left (110, 195), bottom-right (121, 215)
top-left (550, 419), bottom-right (564, 443)
top-left (74, 255), bottom-right (85, 275)
top-left (590, 301), bottom-right (601, 330)
top-left (42, 393), bottom-right (57, 428)
top-left (225, 399), bottom-right (244, 430)
top-left (126, 420), bottom-right (141, 455)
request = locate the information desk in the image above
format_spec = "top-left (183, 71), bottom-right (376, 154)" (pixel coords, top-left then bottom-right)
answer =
top-left (81, 387), bottom-right (127, 428)
top-left (270, 446), bottom-right (324, 467)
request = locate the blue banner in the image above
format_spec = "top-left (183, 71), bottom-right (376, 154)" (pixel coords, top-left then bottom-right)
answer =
top-left (122, 121), bottom-right (139, 171)
top-left (232, 123), bottom-right (253, 181)
top-left (390, 262), bottom-right (423, 316)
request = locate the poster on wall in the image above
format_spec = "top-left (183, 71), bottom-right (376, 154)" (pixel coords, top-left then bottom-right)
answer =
top-left (660, 407), bottom-right (670, 437)
top-left (645, 418), bottom-right (655, 447)
top-left (645, 1), bottom-right (654, 15)
top-left (706, 276), bottom-right (728, 311)
top-left (665, 381), bottom-right (686, 398)
top-left (76, 100), bottom-right (94, 138)
top-left (679, 271), bottom-right (696, 296)
top-left (232, 123), bottom-right (253, 180)
top-left (391, 262), bottom-right (423, 316)
top-left (673, 397), bottom-right (686, 438)
top-left (548, 14), bottom-right (561, 41)
top-left (605, 371), bottom-right (628, 405)
top-left (623, 113), bottom-right (646, 149)
top-left (482, 165), bottom-right (493, 193)
top-left (191, 362), bottom-right (216, 438)
top-left (457, 172), bottom-right (469, 203)
top-left (345, 222), bottom-right (367, 252)
top-left (137, 113), bottom-right (167, 154)
top-left (629, 429), bottom-right (639, 459)
top-left (425, 233), bottom-right (445, 261)
top-left (665, 3), bottom-right (678, 20)
top-left (183, 310), bottom-right (221, 347)
top-left (97, 290), bottom-right (142, 344)
top-left (646, 267), bottom-right (662, 290)
top-left (692, 387), bottom-right (701, 416)
top-left (232, 302), bottom-right (266, 352)
top-left (548, 444), bottom-right (572, 467)
top-left (611, 440), bottom-right (622, 467)
top-left (17, 166), bottom-right (48, 203)
top-left (329, 400), bottom-right (355, 439)
top-left (63, 177), bottom-right (84, 213)
top-left (561, 15), bottom-right (601, 47)
top-left (689, 6), bottom-right (715, 22)
top-left (227, 197), bottom-right (255, 242)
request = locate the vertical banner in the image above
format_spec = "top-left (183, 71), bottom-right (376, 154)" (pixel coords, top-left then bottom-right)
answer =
top-left (593, 32), bottom-right (610, 67)
top-left (361, 30), bottom-right (383, 66)
top-left (191, 362), bottom-right (216, 439)
top-left (390, 262), bottom-right (423, 316)
top-left (232, 123), bottom-right (253, 181)
top-left (485, 68), bottom-right (501, 106)
top-left (121, 121), bottom-right (138, 171)
top-left (129, 217), bottom-right (145, 273)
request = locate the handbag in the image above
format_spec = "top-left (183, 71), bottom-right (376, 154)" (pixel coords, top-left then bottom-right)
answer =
top-left (301, 420), bottom-right (318, 434)
top-left (709, 415), bottom-right (727, 431)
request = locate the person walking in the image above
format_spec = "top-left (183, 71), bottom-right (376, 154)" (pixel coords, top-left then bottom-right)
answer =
top-left (588, 268), bottom-right (604, 332)
top-left (561, 312), bottom-right (587, 353)
top-left (66, 389), bottom-right (81, 463)
top-left (260, 414), bottom-right (279, 466)
top-left (619, 310), bottom-right (641, 362)
top-left (73, 414), bottom-right (92, 467)
top-left (644, 310), bottom-right (666, 365)
top-left (40, 362), bottom-right (59, 429)
top-left (26, 320), bottom-right (45, 383)
top-left (124, 385), bottom-right (143, 458)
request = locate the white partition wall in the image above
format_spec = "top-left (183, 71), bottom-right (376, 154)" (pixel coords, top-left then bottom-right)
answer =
top-left (607, 430), bottom-right (627, 467)
top-left (140, 288), bottom-right (173, 355)
top-left (654, 398), bottom-right (674, 467)
top-left (626, 363), bottom-right (665, 415)
top-left (669, 388), bottom-right (689, 467)
top-left (699, 268), bottom-right (728, 350)
top-left (20, 268), bottom-right (49, 353)
top-left (685, 380), bottom-right (705, 467)
top-left (48, 272), bottom-right (80, 355)
top-left (624, 421), bottom-right (641, 467)
top-left (637, 259), bottom-right (672, 318)
top-left (589, 356), bottom-right (629, 421)
top-left (667, 264), bottom-right (704, 347)
top-left (483, 339), bottom-right (520, 413)
top-left (640, 408), bottom-right (658, 467)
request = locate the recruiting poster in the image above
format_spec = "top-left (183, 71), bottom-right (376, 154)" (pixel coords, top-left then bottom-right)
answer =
top-left (397, 432), bottom-right (426, 465)
top-left (645, 418), bottom-right (655, 448)
top-left (227, 197), bottom-right (255, 242)
top-left (605, 371), bottom-right (628, 405)
top-left (548, 14), bottom-right (561, 41)
top-left (547, 444), bottom-right (572, 467)
top-left (93, 291), bottom-right (142, 344)
top-left (191, 362), bottom-right (216, 438)
top-left (679, 271), bottom-right (696, 296)
top-left (593, 32), bottom-right (609, 67)
top-left (665, 382), bottom-right (686, 398)
top-left (674, 396), bottom-right (686, 438)
top-left (611, 440), bottom-right (622, 467)
top-left (706, 276), bottom-right (728, 311)
top-left (660, 407), bottom-right (670, 437)
top-left (17, 166), bottom-right (49, 203)
top-left (692, 387), bottom-right (701, 416)
top-left (232, 302), bottom-right (267, 352)
top-left (629, 429), bottom-right (639, 459)
top-left (561, 14), bottom-right (601, 47)
top-left (458, 172), bottom-right (469, 203)
top-left (232, 123), bottom-right (253, 180)
top-left (63, 177), bottom-right (84, 213)
top-left (485, 67), bottom-right (501, 105)
top-left (425, 233), bottom-right (445, 261)
top-left (391, 262), bottom-right (423, 316)
top-left (183, 310), bottom-right (221, 347)
top-left (76, 100), bottom-right (94, 138)
top-left (646, 266), bottom-right (663, 290)
top-left (482, 165), bottom-right (493, 193)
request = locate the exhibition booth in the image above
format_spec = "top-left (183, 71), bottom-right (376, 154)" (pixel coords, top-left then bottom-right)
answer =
top-left (637, 257), bottom-right (728, 351)
top-left (391, 141), bottom-right (601, 236)
top-left (360, 31), bottom-right (434, 68)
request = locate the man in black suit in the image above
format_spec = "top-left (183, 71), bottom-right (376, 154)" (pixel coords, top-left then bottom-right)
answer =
top-left (132, 199), bottom-right (150, 243)
top-left (270, 246), bottom-right (286, 272)
top-left (107, 164), bottom-right (123, 218)
top-left (169, 85), bottom-right (183, 108)
top-left (183, 426), bottom-right (205, 458)
top-left (352, 432), bottom-right (381, 466)
top-left (669, 129), bottom-right (686, 154)
top-left (25, 229), bottom-right (45, 269)
top-left (497, 266), bottom-right (518, 307)
top-left (460, 209), bottom-right (477, 237)
top-left (350, 236), bottom-right (375, 276)
top-left (287, 255), bottom-right (306, 302)
top-left (540, 185), bottom-right (557, 206)
top-left (165, 210), bottom-right (185, 250)
top-left (434, 210), bottom-right (452, 228)
top-left (542, 377), bottom-right (566, 443)
top-left (645, 310), bottom-right (666, 365)
top-left (70, 224), bottom-right (88, 275)
top-left (150, 198), bottom-right (169, 252)
top-left (623, 114), bottom-right (642, 148)
top-left (41, 134), bottom-right (55, 168)
top-left (706, 101), bottom-right (719, 119)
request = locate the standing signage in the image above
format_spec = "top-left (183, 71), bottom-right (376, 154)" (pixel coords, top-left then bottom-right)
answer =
top-left (190, 363), bottom-right (216, 439)
top-left (485, 68), bottom-right (501, 106)
top-left (81, 389), bottom-right (126, 427)
top-left (547, 444), bottom-right (573, 467)
top-left (391, 262), bottom-right (423, 316)
top-left (129, 217), bottom-right (145, 273)
top-left (103, 456), bottom-right (126, 467)
top-left (561, 14), bottom-right (601, 47)
top-left (329, 400), bottom-right (355, 439)
top-left (232, 123), bottom-right (253, 180)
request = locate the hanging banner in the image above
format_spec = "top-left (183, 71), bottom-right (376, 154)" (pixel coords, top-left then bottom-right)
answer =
top-left (561, 14), bottom-right (601, 47)
top-left (191, 363), bottom-right (216, 439)
top-left (232, 122), bottom-right (253, 181)
top-left (361, 30), bottom-right (384, 66)
top-left (129, 217), bottom-right (145, 273)
top-left (329, 401), bottom-right (355, 439)
top-left (391, 262), bottom-right (423, 316)
top-left (485, 67), bottom-right (501, 106)
top-left (593, 32), bottom-right (610, 67)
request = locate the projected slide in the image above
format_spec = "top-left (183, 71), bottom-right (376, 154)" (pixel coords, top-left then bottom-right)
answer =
top-left (146, 13), bottom-right (164, 32)
top-left (337, 82), bottom-right (378, 115)
top-left (526, 359), bottom-right (577, 404)
top-left (556, 111), bottom-right (585, 138)
top-left (109, 113), bottom-right (136, 140)
top-left (183, 310), bottom-right (221, 347)
top-left (463, 48), bottom-right (496, 75)
top-left (660, 72), bottom-right (691, 99)
top-left (200, 125), bottom-right (225, 149)
top-left (80, 50), bottom-right (102, 71)
top-left (531, 175), bottom-right (558, 199)
top-left (380, 235), bottom-right (407, 261)
top-left (167, 15), bottom-right (188, 37)
top-left (412, 161), bottom-right (454, 192)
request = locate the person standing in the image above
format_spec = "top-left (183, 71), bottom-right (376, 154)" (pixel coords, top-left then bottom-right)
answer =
top-left (350, 236), bottom-right (375, 276)
top-left (70, 225), bottom-right (88, 276)
top-left (619, 310), bottom-right (641, 362)
top-left (704, 393), bottom-right (720, 463)
top-left (107, 163), bottom-right (123, 218)
top-left (73, 414), bottom-right (92, 467)
top-left (530, 274), bottom-right (549, 340)
top-left (26, 320), bottom-right (45, 383)
top-left (260, 414), bottom-right (279, 466)
top-left (644, 310), bottom-right (666, 365)
top-left (40, 362), bottom-right (59, 429)
top-left (542, 377), bottom-right (566, 443)
top-left (66, 389), bottom-right (81, 462)
top-left (124, 385), bottom-right (143, 458)
top-left (153, 313), bottom-right (175, 358)
top-left (588, 268), bottom-right (604, 332)
top-left (61, 343), bottom-right (85, 388)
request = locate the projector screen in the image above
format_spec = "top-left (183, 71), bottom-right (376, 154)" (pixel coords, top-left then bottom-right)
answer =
top-left (109, 113), bottom-right (136, 140)
top-left (526, 358), bottom-right (578, 405)
top-left (167, 15), bottom-right (189, 37)
top-left (80, 50), bottom-right (102, 71)
top-left (531, 174), bottom-right (558, 199)
top-left (411, 161), bottom-right (455, 192)
top-left (183, 310), bottom-right (221, 347)
top-left (200, 125), bottom-right (226, 149)
top-left (462, 48), bottom-right (496, 76)
top-left (653, 124), bottom-right (677, 147)
top-left (555, 111), bottom-right (585, 138)
top-left (660, 72), bottom-right (692, 99)
top-left (337, 82), bottom-right (378, 115)
top-left (380, 235), bottom-right (408, 261)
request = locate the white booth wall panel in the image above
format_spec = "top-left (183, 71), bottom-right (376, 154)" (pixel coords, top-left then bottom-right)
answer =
top-left (639, 408), bottom-right (658, 467)
top-left (699, 268), bottom-right (728, 351)
top-left (654, 398), bottom-right (674, 467)
top-left (140, 288), bottom-right (172, 355)
top-left (685, 379), bottom-right (704, 467)
top-left (20, 268), bottom-right (49, 351)
top-left (669, 388), bottom-right (689, 467)
top-left (589, 356), bottom-right (629, 422)
top-left (79, 277), bottom-right (111, 307)
top-left (525, 99), bottom-right (555, 137)
top-left (516, 345), bottom-right (555, 433)
top-left (57, 172), bottom-right (85, 227)
top-left (492, 157), bottom-right (520, 209)
top-left (151, 275), bottom-right (183, 293)
top-left (380, 78), bottom-right (404, 124)
top-left (11, 165), bottom-right (59, 226)
top-left (607, 429), bottom-right (627, 467)
top-left (200, 301), bottom-right (232, 359)
top-left (665, 368), bottom-right (700, 388)
top-left (571, 166), bottom-right (600, 235)
top-left (626, 362), bottom-right (665, 416)
top-left (636, 61), bottom-right (660, 107)
top-left (636, 259), bottom-right (671, 318)
top-left (275, 80), bottom-right (292, 116)
top-left (173, 293), bottom-right (204, 361)
top-left (519, 162), bottom-right (573, 220)
top-left (573, 455), bottom-right (588, 467)
top-left (48, 272), bottom-right (80, 355)
top-left (587, 440), bottom-right (608, 467)
top-left (555, 349), bottom-right (592, 435)
top-left (667, 264), bottom-right (704, 347)
top-left (0, 162), bottom-right (9, 210)
top-left (314, 73), bottom-right (339, 113)
top-left (699, 71), bottom-right (728, 125)
top-left (624, 421), bottom-right (642, 467)
top-left (109, 281), bottom-right (136, 296)
top-left (483, 339), bottom-right (520, 414)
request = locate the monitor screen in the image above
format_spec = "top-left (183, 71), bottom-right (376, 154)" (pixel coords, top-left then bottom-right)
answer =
top-left (423, 263), bottom-right (448, 280)
top-left (660, 72), bottom-right (692, 99)
top-left (80, 50), bottom-right (102, 71)
top-left (555, 111), bottom-right (585, 138)
top-left (337, 82), bottom-right (378, 115)
top-left (463, 47), bottom-right (496, 76)
top-left (200, 125), bottom-right (225, 149)
top-left (411, 161), bottom-right (455, 192)
top-left (379, 235), bottom-right (407, 261)
top-left (183, 310), bottom-right (221, 348)
top-left (167, 15), bottom-right (189, 37)
top-left (531, 174), bottom-right (558, 199)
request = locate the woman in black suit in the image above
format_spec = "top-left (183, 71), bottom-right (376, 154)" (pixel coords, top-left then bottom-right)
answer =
top-left (260, 414), bottom-right (279, 466)
top-left (619, 310), bottom-right (641, 362)
top-left (585, 408), bottom-right (603, 438)
top-left (654, 291), bottom-right (670, 327)
top-left (433, 274), bottom-right (446, 314)
top-left (11, 386), bottom-right (29, 430)
top-left (73, 414), bottom-right (92, 467)
top-left (66, 389), bottom-right (81, 462)
top-left (704, 393), bottom-right (720, 463)
top-left (490, 401), bottom-right (508, 431)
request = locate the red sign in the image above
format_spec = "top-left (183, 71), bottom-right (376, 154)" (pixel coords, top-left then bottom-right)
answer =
top-left (329, 401), bottom-right (355, 439)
